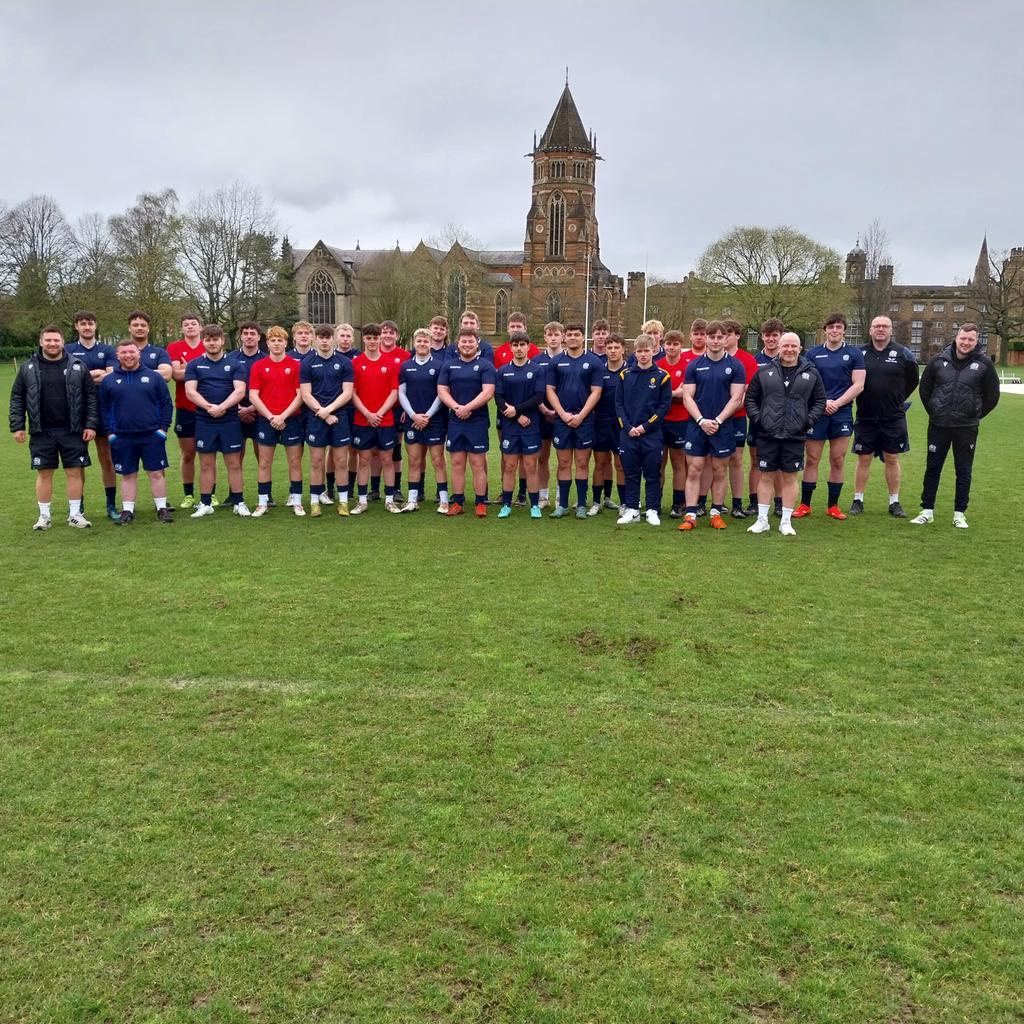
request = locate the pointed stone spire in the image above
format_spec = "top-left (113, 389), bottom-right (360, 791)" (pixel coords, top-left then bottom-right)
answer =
top-left (538, 84), bottom-right (594, 154)
top-left (972, 234), bottom-right (990, 285)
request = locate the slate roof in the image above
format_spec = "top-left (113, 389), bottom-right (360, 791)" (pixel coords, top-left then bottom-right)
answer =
top-left (537, 85), bottom-right (594, 154)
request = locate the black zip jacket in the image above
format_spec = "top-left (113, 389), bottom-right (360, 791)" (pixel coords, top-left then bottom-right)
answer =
top-left (919, 343), bottom-right (1000, 428)
top-left (9, 349), bottom-right (99, 434)
top-left (744, 356), bottom-right (826, 439)
top-left (857, 342), bottom-right (919, 420)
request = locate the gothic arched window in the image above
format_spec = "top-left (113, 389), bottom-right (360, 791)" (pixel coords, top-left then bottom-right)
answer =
top-left (446, 269), bottom-right (467, 319)
top-left (494, 289), bottom-right (509, 334)
top-left (307, 269), bottom-right (336, 325)
top-left (547, 290), bottom-right (561, 322)
top-left (548, 192), bottom-right (565, 258)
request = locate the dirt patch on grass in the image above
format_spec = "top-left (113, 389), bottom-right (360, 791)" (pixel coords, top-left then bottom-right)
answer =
top-left (567, 630), bottom-right (665, 666)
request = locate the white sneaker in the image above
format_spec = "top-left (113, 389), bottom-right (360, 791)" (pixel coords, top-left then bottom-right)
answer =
top-left (233, 501), bottom-right (252, 517)
top-left (747, 518), bottom-right (770, 534)
top-left (66, 512), bottom-right (92, 528)
top-left (537, 497), bottom-right (549, 509)
top-left (32, 515), bottom-right (51, 531)
top-left (251, 503), bottom-right (268, 517)
top-left (350, 501), bottom-right (368, 515)
top-left (190, 503), bottom-right (215, 518)
top-left (318, 492), bottom-right (334, 505)
top-left (779, 522), bottom-right (797, 536)
top-left (910, 510), bottom-right (934, 525)
top-left (587, 503), bottom-right (601, 517)
top-left (285, 494), bottom-right (296, 506)
top-left (645, 509), bottom-right (661, 527)
top-left (292, 502), bottom-right (306, 516)
top-left (385, 499), bottom-right (401, 514)
top-left (616, 508), bottom-right (641, 525)
top-left (953, 511), bottom-right (969, 529)
top-left (400, 500), bottom-right (419, 513)
top-left (437, 501), bottom-right (449, 515)
top-left (602, 497), bottom-right (619, 510)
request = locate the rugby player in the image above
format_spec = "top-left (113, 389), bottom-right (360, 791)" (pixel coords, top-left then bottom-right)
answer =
top-left (183, 325), bottom-right (249, 518)
top-left (167, 312), bottom-right (208, 508)
top-left (495, 330), bottom-right (545, 518)
top-left (793, 313), bottom-right (865, 519)
top-left (397, 328), bottom-right (448, 513)
top-left (350, 323), bottom-right (400, 514)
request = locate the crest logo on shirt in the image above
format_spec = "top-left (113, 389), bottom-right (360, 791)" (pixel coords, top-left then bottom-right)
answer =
top-left (583, 362), bottom-right (590, 369)
top-left (970, 362), bottom-right (979, 370)
top-left (334, 363), bottom-right (340, 370)
top-left (141, 376), bottom-right (150, 383)
top-left (116, 378), bottom-right (122, 384)
top-left (285, 367), bottom-right (291, 374)
top-left (725, 367), bottom-right (733, 375)
top-left (72, 364), bottom-right (81, 372)
top-left (842, 354), bottom-right (849, 361)
top-left (526, 371), bottom-right (533, 379)
top-left (429, 368), bottom-right (436, 376)
top-left (649, 377), bottom-right (657, 388)
top-left (380, 367), bottom-right (387, 374)
top-left (801, 372), bottom-right (810, 379)
top-left (225, 365), bottom-right (231, 372)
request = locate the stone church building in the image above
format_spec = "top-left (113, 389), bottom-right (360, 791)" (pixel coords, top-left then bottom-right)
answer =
top-left (292, 85), bottom-right (626, 339)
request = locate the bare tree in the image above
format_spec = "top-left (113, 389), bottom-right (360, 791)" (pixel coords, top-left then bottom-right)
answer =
top-left (0, 195), bottom-right (76, 299)
top-left (851, 218), bottom-right (894, 339)
top-left (696, 225), bottom-right (848, 334)
top-left (52, 213), bottom-right (122, 327)
top-left (362, 247), bottom-right (442, 340)
top-left (177, 182), bottom-right (279, 335)
top-left (970, 247), bottom-right (1024, 363)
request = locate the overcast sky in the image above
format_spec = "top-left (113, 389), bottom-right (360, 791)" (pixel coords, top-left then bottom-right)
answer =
top-left (3, 0), bottom-right (1022, 286)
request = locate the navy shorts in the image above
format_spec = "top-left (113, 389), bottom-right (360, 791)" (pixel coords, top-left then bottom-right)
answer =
top-left (853, 416), bottom-right (910, 457)
top-left (29, 430), bottom-right (91, 471)
top-left (552, 417), bottom-right (594, 451)
top-left (593, 418), bottom-right (618, 453)
top-left (256, 416), bottom-right (303, 447)
top-left (661, 419), bottom-right (688, 450)
top-left (306, 417), bottom-right (353, 448)
top-left (731, 415), bottom-right (748, 449)
top-left (756, 437), bottom-right (805, 474)
top-left (499, 431), bottom-right (541, 455)
top-left (196, 418), bottom-right (244, 455)
top-left (807, 410), bottom-right (854, 441)
top-left (403, 422), bottom-right (446, 447)
top-left (684, 421), bottom-right (736, 459)
top-left (446, 420), bottom-right (490, 454)
top-left (110, 431), bottom-right (168, 474)
top-left (352, 424), bottom-right (397, 451)
top-left (173, 408), bottom-right (196, 439)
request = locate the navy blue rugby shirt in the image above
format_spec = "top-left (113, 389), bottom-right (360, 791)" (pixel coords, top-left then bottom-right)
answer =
top-left (546, 351), bottom-right (604, 414)
top-left (301, 351), bottom-right (355, 405)
top-left (495, 360), bottom-right (545, 435)
top-left (438, 357), bottom-right (497, 424)
top-left (184, 354), bottom-right (247, 420)
top-left (683, 353), bottom-right (746, 418)
top-left (399, 355), bottom-right (446, 427)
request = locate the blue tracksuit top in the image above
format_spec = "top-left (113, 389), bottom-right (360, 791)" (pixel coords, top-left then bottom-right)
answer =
top-left (614, 363), bottom-right (672, 432)
top-left (99, 366), bottom-right (173, 434)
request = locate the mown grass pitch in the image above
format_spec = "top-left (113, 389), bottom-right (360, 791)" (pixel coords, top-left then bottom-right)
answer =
top-left (2, 363), bottom-right (1022, 1023)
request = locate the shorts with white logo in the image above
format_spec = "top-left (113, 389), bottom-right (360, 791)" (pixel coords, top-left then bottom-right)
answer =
top-left (755, 436), bottom-right (805, 473)
top-left (552, 417), bottom-right (595, 451)
top-left (173, 408), bottom-right (197, 438)
top-left (852, 415), bottom-right (910, 457)
top-left (683, 421), bottom-right (736, 459)
top-left (404, 422), bottom-right (446, 447)
top-left (661, 419), bottom-right (688, 449)
top-left (593, 417), bottom-right (619, 453)
top-left (731, 415), bottom-right (748, 448)
top-left (110, 430), bottom-right (169, 474)
top-left (255, 415), bottom-right (304, 447)
top-left (196, 418), bottom-right (244, 454)
top-left (500, 430), bottom-right (541, 455)
top-left (306, 417), bottom-right (353, 448)
top-left (807, 409), bottom-right (853, 441)
top-left (28, 429), bottom-right (92, 471)
top-left (446, 420), bottom-right (490, 453)
top-left (351, 425), bottom-right (397, 451)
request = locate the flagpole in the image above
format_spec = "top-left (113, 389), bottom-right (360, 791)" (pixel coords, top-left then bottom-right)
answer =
top-left (584, 245), bottom-right (592, 349)
top-left (642, 255), bottom-right (649, 325)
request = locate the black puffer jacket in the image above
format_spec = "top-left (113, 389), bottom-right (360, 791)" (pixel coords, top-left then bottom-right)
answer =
top-left (919, 343), bottom-right (1000, 428)
top-left (745, 356), bottom-right (827, 439)
top-left (9, 350), bottom-right (99, 434)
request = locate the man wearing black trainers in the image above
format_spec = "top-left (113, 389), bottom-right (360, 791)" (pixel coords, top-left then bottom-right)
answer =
top-left (911, 323), bottom-right (1000, 529)
top-left (850, 315), bottom-right (919, 517)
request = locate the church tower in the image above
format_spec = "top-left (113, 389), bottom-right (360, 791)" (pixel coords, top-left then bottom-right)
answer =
top-left (523, 83), bottom-right (600, 324)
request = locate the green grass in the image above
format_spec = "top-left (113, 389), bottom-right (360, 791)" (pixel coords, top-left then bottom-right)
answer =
top-left (2, 362), bottom-right (1023, 1023)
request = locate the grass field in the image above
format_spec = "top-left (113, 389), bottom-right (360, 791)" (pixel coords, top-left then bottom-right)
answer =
top-left (2, 362), bottom-right (1022, 1023)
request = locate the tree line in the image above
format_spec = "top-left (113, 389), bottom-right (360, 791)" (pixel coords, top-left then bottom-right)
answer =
top-left (0, 184), bottom-right (299, 350)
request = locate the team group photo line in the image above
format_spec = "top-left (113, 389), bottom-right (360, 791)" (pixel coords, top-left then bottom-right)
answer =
top-left (8, 305), bottom-right (1000, 534)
